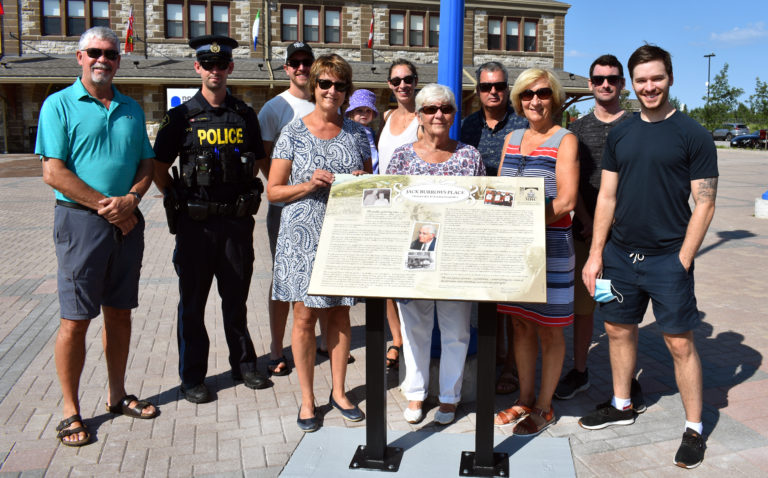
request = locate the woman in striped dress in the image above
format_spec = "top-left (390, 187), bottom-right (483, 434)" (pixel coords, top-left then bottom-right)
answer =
top-left (493, 68), bottom-right (579, 436)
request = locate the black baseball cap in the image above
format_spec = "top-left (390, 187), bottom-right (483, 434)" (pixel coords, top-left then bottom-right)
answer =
top-left (285, 41), bottom-right (314, 62)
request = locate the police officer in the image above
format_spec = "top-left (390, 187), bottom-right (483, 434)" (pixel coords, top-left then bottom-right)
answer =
top-left (153, 35), bottom-right (270, 403)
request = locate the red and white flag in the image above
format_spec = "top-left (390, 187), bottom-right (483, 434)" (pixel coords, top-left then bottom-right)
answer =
top-left (367, 14), bottom-right (374, 48)
top-left (125, 6), bottom-right (135, 54)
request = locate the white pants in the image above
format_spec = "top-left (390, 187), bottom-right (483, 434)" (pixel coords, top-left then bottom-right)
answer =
top-left (398, 300), bottom-right (472, 404)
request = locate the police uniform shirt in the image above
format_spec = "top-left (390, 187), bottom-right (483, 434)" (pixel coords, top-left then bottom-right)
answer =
top-left (153, 90), bottom-right (265, 202)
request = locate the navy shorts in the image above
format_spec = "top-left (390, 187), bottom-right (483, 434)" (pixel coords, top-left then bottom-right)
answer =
top-left (54, 206), bottom-right (144, 320)
top-left (266, 203), bottom-right (283, 261)
top-left (594, 240), bottom-right (700, 334)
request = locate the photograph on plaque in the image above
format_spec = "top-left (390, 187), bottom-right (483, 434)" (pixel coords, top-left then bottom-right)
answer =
top-left (308, 175), bottom-right (547, 303)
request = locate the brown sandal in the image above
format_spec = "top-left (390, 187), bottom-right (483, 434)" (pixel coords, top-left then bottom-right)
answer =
top-left (106, 394), bottom-right (158, 419)
top-left (495, 370), bottom-right (519, 395)
top-left (494, 400), bottom-right (532, 427)
top-left (56, 414), bottom-right (90, 447)
top-left (514, 406), bottom-right (556, 436)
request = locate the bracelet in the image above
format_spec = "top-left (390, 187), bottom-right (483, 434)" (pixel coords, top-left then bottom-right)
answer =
top-left (128, 191), bottom-right (142, 203)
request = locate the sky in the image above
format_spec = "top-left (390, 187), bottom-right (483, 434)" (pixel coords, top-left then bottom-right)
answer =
top-left (562, 0), bottom-right (768, 113)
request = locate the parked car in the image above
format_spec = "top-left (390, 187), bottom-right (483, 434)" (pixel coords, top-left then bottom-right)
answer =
top-left (713, 123), bottom-right (749, 141)
top-left (730, 131), bottom-right (766, 149)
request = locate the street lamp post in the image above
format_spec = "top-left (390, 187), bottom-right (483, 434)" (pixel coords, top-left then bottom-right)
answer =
top-left (704, 53), bottom-right (715, 127)
top-left (704, 53), bottom-right (715, 102)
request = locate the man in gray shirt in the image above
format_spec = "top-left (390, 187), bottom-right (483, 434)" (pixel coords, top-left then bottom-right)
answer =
top-left (554, 54), bottom-right (633, 401)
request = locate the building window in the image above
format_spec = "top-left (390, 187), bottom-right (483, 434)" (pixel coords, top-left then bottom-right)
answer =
top-left (488, 18), bottom-right (501, 50)
top-left (303, 8), bottom-right (319, 42)
top-left (325, 9), bottom-right (340, 44)
top-left (92, 0), bottom-right (109, 28)
top-left (428, 15), bottom-right (439, 47)
top-left (505, 20), bottom-right (519, 51)
top-left (390, 11), bottom-right (438, 47)
top-left (189, 3), bottom-right (206, 38)
top-left (281, 7), bottom-right (298, 41)
top-left (212, 4), bottom-right (229, 36)
top-left (43, 0), bottom-right (62, 35)
top-left (488, 17), bottom-right (538, 52)
top-left (164, 1), bottom-right (231, 39)
top-left (43, 0), bottom-right (111, 36)
top-left (390, 12), bottom-right (404, 46)
top-left (166, 2), bottom-right (183, 38)
top-left (281, 5), bottom-right (340, 43)
top-left (409, 13), bottom-right (424, 47)
top-left (524, 21), bottom-right (537, 51)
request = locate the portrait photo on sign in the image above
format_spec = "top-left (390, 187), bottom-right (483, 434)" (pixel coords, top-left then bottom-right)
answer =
top-left (483, 188), bottom-right (515, 207)
top-left (408, 222), bottom-right (439, 251)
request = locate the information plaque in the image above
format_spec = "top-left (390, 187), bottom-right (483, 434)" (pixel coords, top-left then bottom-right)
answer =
top-left (308, 174), bottom-right (547, 303)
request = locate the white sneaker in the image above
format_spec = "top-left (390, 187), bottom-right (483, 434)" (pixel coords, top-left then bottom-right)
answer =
top-left (403, 407), bottom-right (423, 424)
top-left (434, 410), bottom-right (455, 425)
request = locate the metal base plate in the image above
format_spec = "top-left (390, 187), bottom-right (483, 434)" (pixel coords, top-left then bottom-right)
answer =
top-left (459, 451), bottom-right (510, 477)
top-left (349, 445), bottom-right (404, 472)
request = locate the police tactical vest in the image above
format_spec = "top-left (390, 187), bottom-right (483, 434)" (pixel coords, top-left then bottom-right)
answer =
top-left (178, 95), bottom-right (255, 188)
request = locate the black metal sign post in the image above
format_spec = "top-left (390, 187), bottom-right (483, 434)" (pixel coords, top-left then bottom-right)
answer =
top-left (459, 301), bottom-right (509, 477)
top-left (349, 297), bottom-right (404, 471)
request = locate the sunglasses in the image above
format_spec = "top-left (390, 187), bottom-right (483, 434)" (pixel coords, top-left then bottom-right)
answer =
top-left (389, 75), bottom-right (416, 87)
top-left (591, 75), bottom-right (623, 86)
top-left (420, 104), bottom-right (455, 115)
top-left (200, 60), bottom-right (231, 71)
top-left (520, 87), bottom-right (553, 101)
top-left (286, 58), bottom-right (314, 68)
top-left (317, 79), bottom-right (350, 92)
top-left (82, 48), bottom-right (119, 61)
top-left (478, 81), bottom-right (508, 93)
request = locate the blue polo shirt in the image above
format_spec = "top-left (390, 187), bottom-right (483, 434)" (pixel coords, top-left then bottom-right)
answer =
top-left (35, 78), bottom-right (154, 202)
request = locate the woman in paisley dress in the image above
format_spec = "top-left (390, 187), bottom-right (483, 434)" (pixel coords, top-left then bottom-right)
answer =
top-left (267, 54), bottom-right (372, 432)
top-left (386, 83), bottom-right (485, 425)
top-left (492, 68), bottom-right (579, 435)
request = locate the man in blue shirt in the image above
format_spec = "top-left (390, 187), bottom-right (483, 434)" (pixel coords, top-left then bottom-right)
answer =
top-left (36, 26), bottom-right (157, 447)
top-left (460, 61), bottom-right (528, 176)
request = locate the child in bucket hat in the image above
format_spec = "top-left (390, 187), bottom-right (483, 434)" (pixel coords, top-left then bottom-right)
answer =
top-left (345, 89), bottom-right (380, 173)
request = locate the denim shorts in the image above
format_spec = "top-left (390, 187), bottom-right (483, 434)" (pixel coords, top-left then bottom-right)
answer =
top-left (594, 240), bottom-right (700, 334)
top-left (54, 206), bottom-right (144, 319)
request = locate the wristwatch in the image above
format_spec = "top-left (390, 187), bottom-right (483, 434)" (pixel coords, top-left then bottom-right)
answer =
top-left (128, 191), bottom-right (142, 203)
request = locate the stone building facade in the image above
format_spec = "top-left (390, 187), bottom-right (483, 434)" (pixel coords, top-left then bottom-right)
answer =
top-left (0, 0), bottom-right (577, 153)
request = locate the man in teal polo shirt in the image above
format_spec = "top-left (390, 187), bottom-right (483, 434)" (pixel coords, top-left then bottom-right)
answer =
top-left (36, 26), bottom-right (157, 447)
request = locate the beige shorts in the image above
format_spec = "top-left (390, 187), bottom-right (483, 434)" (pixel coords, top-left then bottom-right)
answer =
top-left (574, 237), bottom-right (596, 316)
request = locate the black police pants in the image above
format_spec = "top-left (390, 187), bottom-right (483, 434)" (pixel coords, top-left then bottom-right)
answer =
top-left (173, 213), bottom-right (258, 387)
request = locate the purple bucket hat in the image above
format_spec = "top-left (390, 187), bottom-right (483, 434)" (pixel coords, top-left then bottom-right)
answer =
top-left (345, 89), bottom-right (379, 117)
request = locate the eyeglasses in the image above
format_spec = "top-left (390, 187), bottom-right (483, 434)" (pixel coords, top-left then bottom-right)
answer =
top-left (520, 87), bottom-right (553, 101)
top-left (591, 75), bottom-right (623, 86)
top-left (389, 75), bottom-right (416, 87)
top-left (317, 79), bottom-right (350, 92)
top-left (420, 104), bottom-right (455, 115)
top-left (286, 58), bottom-right (314, 68)
top-left (82, 48), bottom-right (119, 61)
top-left (478, 82), bottom-right (508, 93)
top-left (200, 60), bottom-right (231, 71)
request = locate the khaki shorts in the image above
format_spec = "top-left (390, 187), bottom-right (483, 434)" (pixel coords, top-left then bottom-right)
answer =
top-left (574, 237), bottom-right (596, 316)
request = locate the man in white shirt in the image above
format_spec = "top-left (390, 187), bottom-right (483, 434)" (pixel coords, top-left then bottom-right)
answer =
top-left (257, 42), bottom-right (315, 377)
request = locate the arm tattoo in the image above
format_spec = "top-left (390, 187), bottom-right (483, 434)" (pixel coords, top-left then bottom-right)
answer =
top-left (695, 177), bottom-right (718, 203)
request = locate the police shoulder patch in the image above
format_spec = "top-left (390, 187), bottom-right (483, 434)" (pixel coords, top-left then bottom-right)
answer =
top-left (158, 114), bottom-right (170, 131)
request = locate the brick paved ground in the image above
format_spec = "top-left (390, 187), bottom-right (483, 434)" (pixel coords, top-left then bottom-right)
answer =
top-left (0, 149), bottom-right (766, 477)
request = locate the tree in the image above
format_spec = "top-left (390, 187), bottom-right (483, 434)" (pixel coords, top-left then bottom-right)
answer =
top-left (703, 63), bottom-right (744, 129)
top-left (749, 77), bottom-right (768, 126)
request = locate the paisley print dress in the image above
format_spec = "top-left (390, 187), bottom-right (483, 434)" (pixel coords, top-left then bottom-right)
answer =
top-left (271, 117), bottom-right (370, 308)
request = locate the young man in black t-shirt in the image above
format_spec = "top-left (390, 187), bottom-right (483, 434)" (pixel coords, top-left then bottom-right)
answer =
top-left (579, 45), bottom-right (718, 470)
